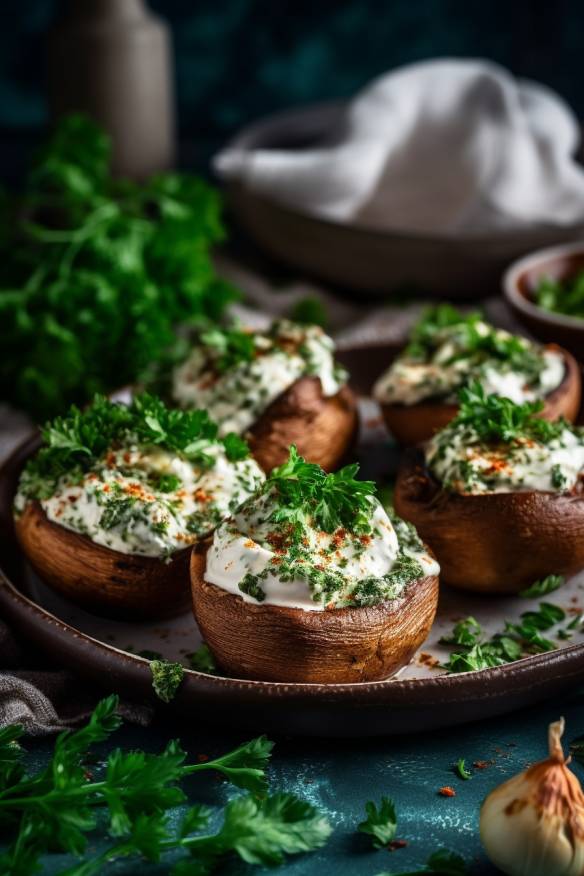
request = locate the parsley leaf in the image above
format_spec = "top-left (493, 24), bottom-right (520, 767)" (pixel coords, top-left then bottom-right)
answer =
top-left (358, 796), bottom-right (397, 848)
top-left (535, 271), bottom-right (584, 319)
top-left (184, 736), bottom-right (274, 795)
top-left (267, 446), bottom-right (376, 535)
top-left (439, 617), bottom-right (481, 648)
top-left (377, 848), bottom-right (468, 875)
top-left (441, 602), bottom-right (567, 673)
top-left (453, 382), bottom-right (566, 445)
top-left (519, 574), bottom-right (565, 598)
top-left (0, 114), bottom-right (238, 420)
top-left (187, 643), bottom-right (218, 675)
top-left (289, 296), bottom-right (328, 328)
top-left (150, 660), bottom-right (185, 703)
top-left (454, 759), bottom-right (471, 780)
top-left (0, 724), bottom-right (25, 792)
top-left (200, 326), bottom-right (256, 372)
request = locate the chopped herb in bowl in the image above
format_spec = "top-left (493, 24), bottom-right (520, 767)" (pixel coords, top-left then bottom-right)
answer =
top-left (535, 271), bottom-right (584, 320)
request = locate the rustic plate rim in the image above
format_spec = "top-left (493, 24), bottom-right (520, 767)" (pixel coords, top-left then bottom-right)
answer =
top-left (2, 427), bottom-right (584, 704)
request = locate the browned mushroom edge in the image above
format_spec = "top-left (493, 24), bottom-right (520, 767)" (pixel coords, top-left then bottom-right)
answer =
top-left (247, 377), bottom-right (359, 472)
top-left (15, 500), bottom-right (192, 620)
top-left (394, 448), bottom-right (584, 594)
top-left (190, 539), bottom-right (439, 683)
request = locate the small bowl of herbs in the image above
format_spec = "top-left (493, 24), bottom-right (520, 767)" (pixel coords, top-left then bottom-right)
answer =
top-left (504, 242), bottom-right (584, 360)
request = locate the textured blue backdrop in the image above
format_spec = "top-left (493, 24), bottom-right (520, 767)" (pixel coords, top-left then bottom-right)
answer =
top-left (2, 0), bottom-right (582, 152)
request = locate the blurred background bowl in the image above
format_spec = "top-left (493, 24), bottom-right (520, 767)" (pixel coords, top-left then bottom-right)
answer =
top-left (503, 241), bottom-right (584, 360)
top-left (223, 102), bottom-right (584, 299)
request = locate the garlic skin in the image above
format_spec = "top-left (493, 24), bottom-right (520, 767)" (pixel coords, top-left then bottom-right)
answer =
top-left (480, 718), bottom-right (584, 876)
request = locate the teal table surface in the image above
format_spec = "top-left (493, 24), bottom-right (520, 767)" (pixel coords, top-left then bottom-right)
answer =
top-left (11, 687), bottom-right (584, 875)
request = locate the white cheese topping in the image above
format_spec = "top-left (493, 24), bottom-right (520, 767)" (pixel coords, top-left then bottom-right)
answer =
top-left (373, 320), bottom-right (564, 406)
top-left (427, 426), bottom-right (584, 495)
top-left (204, 494), bottom-right (439, 611)
top-left (171, 321), bottom-right (346, 436)
top-left (34, 445), bottom-right (264, 558)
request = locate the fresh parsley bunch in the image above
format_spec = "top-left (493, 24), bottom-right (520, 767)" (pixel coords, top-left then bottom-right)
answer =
top-left (21, 392), bottom-right (249, 500)
top-left (0, 114), bottom-right (239, 420)
top-left (266, 446), bottom-right (377, 535)
top-left (0, 695), bottom-right (332, 875)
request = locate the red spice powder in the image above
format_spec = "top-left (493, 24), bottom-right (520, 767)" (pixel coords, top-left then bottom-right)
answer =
top-left (388, 839), bottom-right (408, 851)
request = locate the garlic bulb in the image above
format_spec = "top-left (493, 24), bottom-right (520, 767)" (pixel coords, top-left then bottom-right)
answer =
top-left (480, 718), bottom-right (584, 876)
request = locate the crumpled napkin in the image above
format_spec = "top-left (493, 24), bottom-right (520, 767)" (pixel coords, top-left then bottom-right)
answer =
top-left (215, 58), bottom-right (584, 235)
top-left (0, 620), bottom-right (153, 734)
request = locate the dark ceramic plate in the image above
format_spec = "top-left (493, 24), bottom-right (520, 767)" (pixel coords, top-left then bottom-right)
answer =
top-left (1, 345), bottom-right (584, 736)
top-left (221, 102), bottom-right (584, 299)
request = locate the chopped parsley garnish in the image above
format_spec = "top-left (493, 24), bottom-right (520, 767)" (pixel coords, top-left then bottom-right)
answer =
top-left (519, 574), bottom-right (564, 598)
top-left (266, 446), bottom-right (376, 536)
top-left (187, 643), bottom-right (218, 674)
top-left (535, 271), bottom-right (584, 319)
top-left (200, 325), bottom-right (256, 372)
top-left (20, 392), bottom-right (251, 500)
top-left (441, 602), bottom-right (568, 673)
top-left (0, 696), bottom-right (331, 874)
top-left (228, 450), bottom-right (427, 609)
top-left (452, 382), bottom-right (565, 445)
top-left (455, 759), bottom-right (471, 780)
top-left (150, 660), bottom-right (185, 703)
top-left (150, 472), bottom-right (182, 493)
top-left (357, 796), bottom-right (397, 849)
top-left (551, 463), bottom-right (569, 490)
top-left (405, 304), bottom-right (482, 359)
top-left (405, 305), bottom-right (541, 378)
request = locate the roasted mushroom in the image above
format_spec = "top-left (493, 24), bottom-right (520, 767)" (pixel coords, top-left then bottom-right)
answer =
top-left (14, 394), bottom-right (264, 619)
top-left (394, 384), bottom-right (584, 593)
top-left (373, 305), bottom-right (581, 446)
top-left (190, 448), bottom-right (439, 683)
top-left (153, 320), bottom-right (358, 471)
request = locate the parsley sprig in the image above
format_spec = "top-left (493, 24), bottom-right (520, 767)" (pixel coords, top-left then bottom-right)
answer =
top-left (0, 696), bottom-right (331, 875)
top-left (358, 796), bottom-right (397, 848)
top-left (21, 393), bottom-right (250, 500)
top-left (535, 271), bottom-right (584, 319)
top-left (265, 446), bottom-right (377, 535)
top-left (452, 382), bottom-right (566, 445)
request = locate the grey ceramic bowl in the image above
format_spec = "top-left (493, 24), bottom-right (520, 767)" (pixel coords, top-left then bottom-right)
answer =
top-left (220, 102), bottom-right (584, 299)
top-left (503, 241), bottom-right (584, 360)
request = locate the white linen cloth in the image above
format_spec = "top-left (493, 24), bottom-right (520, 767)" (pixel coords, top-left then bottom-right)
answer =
top-left (214, 59), bottom-right (584, 235)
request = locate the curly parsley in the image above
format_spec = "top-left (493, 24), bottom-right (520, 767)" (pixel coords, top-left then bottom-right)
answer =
top-left (453, 382), bottom-right (566, 444)
top-left (20, 393), bottom-right (251, 501)
top-left (266, 446), bottom-right (377, 536)
top-left (0, 114), bottom-right (238, 421)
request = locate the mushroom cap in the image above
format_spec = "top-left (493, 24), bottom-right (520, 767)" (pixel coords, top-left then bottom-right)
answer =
top-left (380, 344), bottom-right (581, 446)
top-left (190, 540), bottom-right (439, 683)
top-left (15, 500), bottom-right (192, 619)
top-left (394, 449), bottom-right (584, 593)
top-left (248, 377), bottom-right (358, 472)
